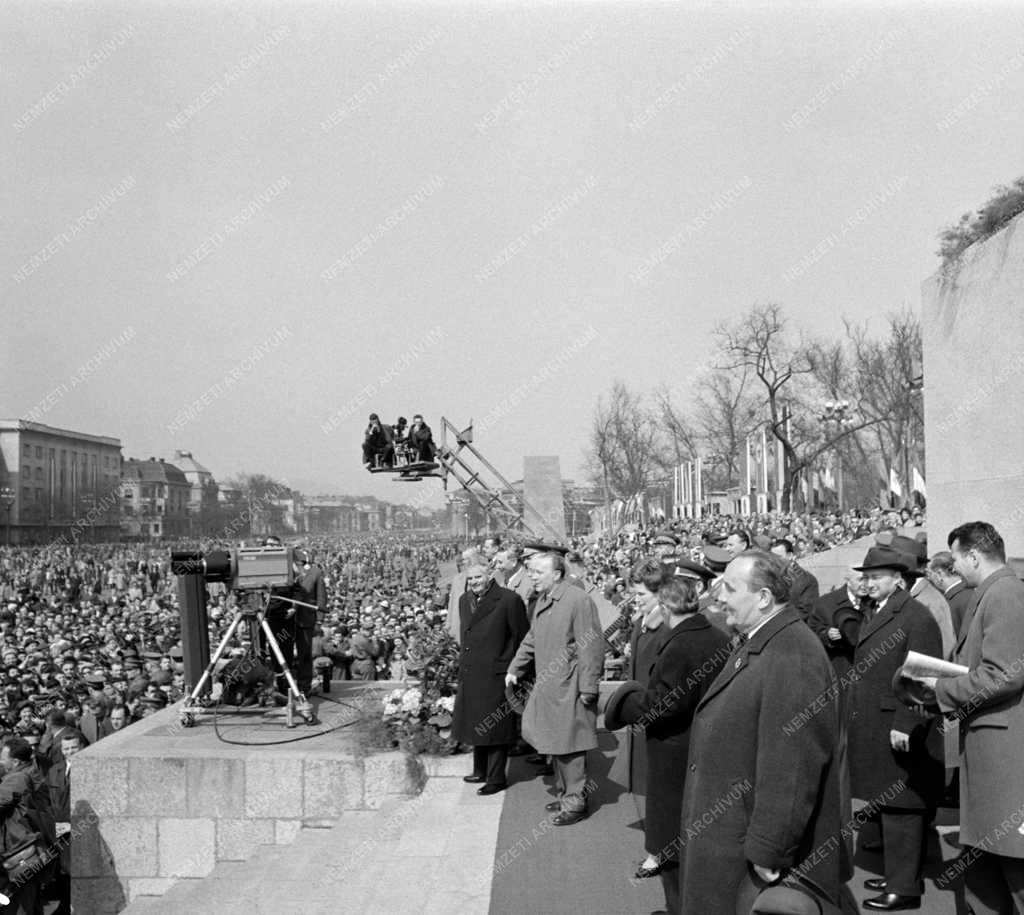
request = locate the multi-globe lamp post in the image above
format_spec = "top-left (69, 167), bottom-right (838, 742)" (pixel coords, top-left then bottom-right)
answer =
top-left (0, 486), bottom-right (15, 546)
top-left (819, 400), bottom-right (853, 511)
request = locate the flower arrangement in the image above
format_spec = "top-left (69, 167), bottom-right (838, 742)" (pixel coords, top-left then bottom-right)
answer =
top-left (367, 626), bottom-right (461, 755)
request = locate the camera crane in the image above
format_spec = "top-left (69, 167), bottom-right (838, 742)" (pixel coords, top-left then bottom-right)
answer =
top-left (368, 417), bottom-right (562, 540)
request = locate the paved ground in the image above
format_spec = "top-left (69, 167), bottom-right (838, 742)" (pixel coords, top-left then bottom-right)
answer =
top-left (122, 728), bottom-right (968, 914)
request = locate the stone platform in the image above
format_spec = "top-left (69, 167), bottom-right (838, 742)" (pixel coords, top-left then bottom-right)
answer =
top-left (71, 682), bottom-right (425, 912)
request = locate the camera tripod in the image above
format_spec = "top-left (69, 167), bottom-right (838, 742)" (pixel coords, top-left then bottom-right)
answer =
top-left (179, 590), bottom-right (317, 729)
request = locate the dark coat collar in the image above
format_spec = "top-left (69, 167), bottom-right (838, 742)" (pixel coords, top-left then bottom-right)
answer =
top-left (698, 605), bottom-right (800, 708)
top-left (857, 587), bottom-right (912, 645)
top-left (464, 579), bottom-right (499, 628)
top-left (658, 613), bottom-right (711, 652)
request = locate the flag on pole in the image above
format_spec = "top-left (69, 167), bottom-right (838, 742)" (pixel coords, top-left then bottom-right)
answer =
top-left (889, 467), bottom-right (903, 499)
top-left (821, 464), bottom-right (835, 491)
top-left (912, 467), bottom-right (927, 498)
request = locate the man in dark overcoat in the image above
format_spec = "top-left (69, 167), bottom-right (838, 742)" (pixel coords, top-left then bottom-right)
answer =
top-left (848, 546), bottom-right (944, 911)
top-left (678, 551), bottom-right (845, 915)
top-left (602, 576), bottom-right (731, 913)
top-left (926, 550), bottom-right (975, 639)
top-left (291, 549), bottom-right (327, 696)
top-left (812, 567), bottom-right (870, 693)
top-left (451, 561), bottom-right (528, 794)
top-left (771, 537), bottom-right (821, 627)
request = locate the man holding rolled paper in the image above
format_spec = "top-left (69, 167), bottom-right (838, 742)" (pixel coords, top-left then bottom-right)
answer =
top-left (917, 522), bottom-right (1024, 915)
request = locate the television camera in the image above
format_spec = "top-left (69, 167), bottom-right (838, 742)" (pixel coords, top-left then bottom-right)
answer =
top-left (172, 546), bottom-right (317, 728)
top-left (171, 545), bottom-right (296, 593)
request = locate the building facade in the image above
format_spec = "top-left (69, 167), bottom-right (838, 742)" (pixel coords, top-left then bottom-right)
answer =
top-left (172, 450), bottom-right (220, 535)
top-left (121, 458), bottom-right (190, 539)
top-left (0, 419), bottom-right (123, 543)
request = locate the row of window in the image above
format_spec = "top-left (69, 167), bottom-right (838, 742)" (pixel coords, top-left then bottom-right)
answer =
top-left (21, 442), bottom-right (119, 469)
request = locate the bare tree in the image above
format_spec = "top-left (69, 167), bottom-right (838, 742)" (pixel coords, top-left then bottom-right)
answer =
top-left (692, 368), bottom-right (760, 490)
top-left (224, 472), bottom-right (292, 537)
top-left (843, 309), bottom-right (924, 505)
top-left (716, 303), bottom-right (881, 509)
top-left (587, 381), bottom-right (667, 503)
top-left (652, 384), bottom-right (699, 468)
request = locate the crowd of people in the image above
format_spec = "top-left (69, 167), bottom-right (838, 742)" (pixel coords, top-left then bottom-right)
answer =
top-left (2, 502), bottom-right (1019, 914)
top-left (0, 532), bottom-right (460, 912)
top-left (446, 513), bottom-right (1024, 915)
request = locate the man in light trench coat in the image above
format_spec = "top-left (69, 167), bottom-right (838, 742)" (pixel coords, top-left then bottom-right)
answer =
top-left (921, 522), bottom-right (1024, 915)
top-left (506, 551), bottom-right (604, 826)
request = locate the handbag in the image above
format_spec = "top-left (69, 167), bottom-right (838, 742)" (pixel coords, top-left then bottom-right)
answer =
top-left (1, 830), bottom-right (47, 886)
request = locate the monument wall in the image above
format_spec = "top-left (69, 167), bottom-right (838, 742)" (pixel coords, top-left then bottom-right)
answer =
top-left (522, 456), bottom-right (567, 542)
top-left (922, 211), bottom-right (1024, 559)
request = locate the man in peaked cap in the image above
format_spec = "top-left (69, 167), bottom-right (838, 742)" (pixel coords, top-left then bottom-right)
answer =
top-left (651, 532), bottom-right (679, 568)
top-left (848, 545), bottom-right (944, 911)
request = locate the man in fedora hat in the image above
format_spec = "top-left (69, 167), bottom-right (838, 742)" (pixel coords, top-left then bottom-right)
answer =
top-left (848, 545), bottom-right (944, 911)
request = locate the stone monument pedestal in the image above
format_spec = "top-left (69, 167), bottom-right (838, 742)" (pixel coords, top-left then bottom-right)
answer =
top-left (522, 456), bottom-right (566, 542)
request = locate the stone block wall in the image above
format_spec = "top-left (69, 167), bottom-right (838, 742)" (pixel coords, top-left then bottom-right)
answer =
top-left (922, 211), bottom-right (1024, 556)
top-left (70, 687), bottom-right (425, 909)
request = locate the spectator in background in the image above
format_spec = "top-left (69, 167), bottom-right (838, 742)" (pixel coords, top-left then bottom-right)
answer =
top-left (926, 550), bottom-right (974, 640)
top-left (496, 546), bottom-right (533, 605)
top-left (350, 624), bottom-right (381, 681)
top-left (770, 537), bottom-right (821, 626)
top-left (723, 528), bottom-right (751, 557)
top-left (46, 730), bottom-right (83, 915)
top-left (0, 735), bottom-right (52, 915)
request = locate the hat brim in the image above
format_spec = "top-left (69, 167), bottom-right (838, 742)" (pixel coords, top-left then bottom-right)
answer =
top-left (504, 679), bottom-right (533, 716)
top-left (853, 562), bottom-right (909, 573)
top-left (601, 680), bottom-right (644, 732)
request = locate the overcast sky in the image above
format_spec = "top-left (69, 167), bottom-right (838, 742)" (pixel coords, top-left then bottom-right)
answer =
top-left (3, 1), bottom-right (1022, 506)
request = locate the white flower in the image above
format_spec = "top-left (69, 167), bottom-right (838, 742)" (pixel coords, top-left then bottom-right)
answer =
top-left (437, 696), bottom-right (455, 713)
top-left (400, 689), bottom-right (423, 713)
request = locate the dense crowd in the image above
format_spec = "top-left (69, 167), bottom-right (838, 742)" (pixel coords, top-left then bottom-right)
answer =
top-left (0, 535), bottom-right (464, 738)
top-left (0, 509), bottom-right (943, 913)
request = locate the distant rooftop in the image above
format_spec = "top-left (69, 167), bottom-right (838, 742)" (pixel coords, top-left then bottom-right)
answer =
top-left (0, 419), bottom-right (121, 448)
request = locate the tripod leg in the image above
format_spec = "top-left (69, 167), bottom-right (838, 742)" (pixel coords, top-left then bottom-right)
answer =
top-left (186, 610), bottom-right (245, 706)
top-left (259, 617), bottom-right (303, 700)
top-left (258, 615), bottom-right (316, 725)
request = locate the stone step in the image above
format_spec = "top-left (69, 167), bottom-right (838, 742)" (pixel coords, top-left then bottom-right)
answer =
top-left (122, 799), bottom-right (413, 912)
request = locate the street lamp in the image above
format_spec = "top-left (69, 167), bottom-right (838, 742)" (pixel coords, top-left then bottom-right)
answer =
top-left (0, 487), bottom-right (15, 546)
top-left (819, 401), bottom-right (853, 510)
